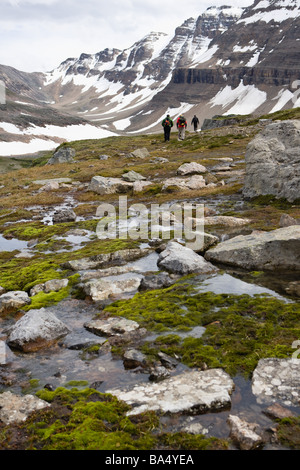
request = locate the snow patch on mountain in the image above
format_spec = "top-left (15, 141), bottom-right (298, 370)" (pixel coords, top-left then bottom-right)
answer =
top-left (238, 0), bottom-right (300, 24)
top-left (209, 81), bottom-right (267, 115)
top-left (0, 122), bottom-right (116, 156)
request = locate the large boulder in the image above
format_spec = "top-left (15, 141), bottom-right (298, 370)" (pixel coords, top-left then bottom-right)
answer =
top-left (88, 176), bottom-right (133, 195)
top-left (47, 147), bottom-right (76, 165)
top-left (205, 226), bottom-right (300, 271)
top-left (7, 308), bottom-right (71, 352)
top-left (243, 120), bottom-right (300, 202)
top-left (157, 241), bottom-right (218, 275)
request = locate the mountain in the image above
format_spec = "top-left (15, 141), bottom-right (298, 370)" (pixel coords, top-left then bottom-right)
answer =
top-left (0, 0), bottom-right (300, 156)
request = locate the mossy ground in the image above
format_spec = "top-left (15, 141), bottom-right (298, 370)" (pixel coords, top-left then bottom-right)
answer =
top-left (0, 386), bottom-right (229, 450)
top-left (104, 280), bottom-right (300, 378)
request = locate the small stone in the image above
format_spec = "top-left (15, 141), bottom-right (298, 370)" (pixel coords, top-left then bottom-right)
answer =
top-left (263, 403), bottom-right (296, 420)
top-left (0, 291), bottom-right (31, 314)
top-left (44, 278), bottom-right (69, 293)
top-left (177, 162), bottom-right (207, 176)
top-left (227, 415), bottom-right (263, 450)
top-left (122, 170), bottom-right (146, 182)
top-left (84, 316), bottom-right (140, 337)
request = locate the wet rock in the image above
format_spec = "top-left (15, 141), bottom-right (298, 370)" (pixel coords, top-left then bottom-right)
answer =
top-left (88, 176), bottom-right (133, 195)
top-left (7, 308), bottom-right (71, 353)
top-left (263, 403), bottom-right (296, 420)
top-left (80, 265), bottom-right (137, 281)
top-left (157, 241), bottom-right (218, 275)
top-left (84, 316), bottom-right (140, 337)
top-left (0, 391), bottom-right (50, 424)
top-left (149, 364), bottom-right (171, 382)
top-left (227, 415), bottom-right (263, 450)
top-left (63, 247), bottom-right (152, 271)
top-left (178, 417), bottom-right (209, 435)
top-left (47, 146), bottom-right (76, 165)
top-left (0, 291), bottom-right (31, 314)
top-left (53, 209), bottom-right (77, 223)
top-left (285, 281), bottom-right (300, 297)
top-left (205, 226), bottom-right (300, 271)
top-left (157, 351), bottom-right (178, 369)
top-left (139, 272), bottom-right (176, 291)
top-left (83, 274), bottom-right (142, 301)
top-left (126, 148), bottom-right (150, 159)
top-left (106, 368), bottom-right (234, 416)
top-left (177, 162), bottom-right (207, 176)
top-left (123, 349), bottom-right (147, 369)
top-left (252, 358), bottom-right (300, 406)
top-left (243, 120), bottom-right (300, 202)
top-left (122, 170), bottom-right (146, 182)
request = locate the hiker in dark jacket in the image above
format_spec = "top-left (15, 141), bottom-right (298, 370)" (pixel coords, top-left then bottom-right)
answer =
top-left (162, 114), bottom-right (173, 141)
top-left (191, 115), bottom-right (199, 132)
top-left (176, 115), bottom-right (187, 140)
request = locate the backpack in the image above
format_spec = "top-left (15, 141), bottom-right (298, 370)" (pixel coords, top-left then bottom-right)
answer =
top-left (179, 116), bottom-right (186, 126)
top-left (164, 119), bottom-right (171, 127)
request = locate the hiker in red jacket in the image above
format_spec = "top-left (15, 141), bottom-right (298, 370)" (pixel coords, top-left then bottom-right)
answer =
top-left (176, 115), bottom-right (187, 140)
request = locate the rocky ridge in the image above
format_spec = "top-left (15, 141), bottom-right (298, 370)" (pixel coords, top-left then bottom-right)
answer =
top-left (1, 0), bottom-right (300, 156)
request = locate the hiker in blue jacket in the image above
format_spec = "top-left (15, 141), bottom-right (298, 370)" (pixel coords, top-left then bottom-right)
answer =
top-left (162, 114), bottom-right (173, 141)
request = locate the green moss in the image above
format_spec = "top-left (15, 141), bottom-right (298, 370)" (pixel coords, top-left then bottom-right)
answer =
top-left (159, 432), bottom-right (229, 450)
top-left (25, 387), bottom-right (158, 450)
top-left (104, 282), bottom-right (300, 378)
top-left (0, 258), bottom-right (64, 292)
top-left (277, 417), bottom-right (300, 449)
top-left (0, 386), bottom-right (229, 450)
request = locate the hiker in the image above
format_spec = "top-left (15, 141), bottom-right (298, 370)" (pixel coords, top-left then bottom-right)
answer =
top-left (162, 114), bottom-right (173, 141)
top-left (176, 115), bottom-right (187, 140)
top-left (191, 115), bottom-right (199, 132)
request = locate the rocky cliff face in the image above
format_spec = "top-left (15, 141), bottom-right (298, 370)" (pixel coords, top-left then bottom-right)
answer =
top-left (0, 1), bottom-right (299, 155)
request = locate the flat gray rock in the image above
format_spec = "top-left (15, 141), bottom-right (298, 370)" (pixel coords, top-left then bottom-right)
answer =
top-left (84, 316), bottom-right (140, 337)
top-left (107, 368), bottom-right (234, 416)
top-left (158, 241), bottom-right (218, 275)
top-left (205, 226), bottom-right (300, 271)
top-left (0, 391), bottom-right (49, 424)
top-left (252, 358), bottom-right (300, 406)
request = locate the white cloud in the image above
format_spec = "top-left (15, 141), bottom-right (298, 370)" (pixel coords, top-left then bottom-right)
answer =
top-left (0, 0), bottom-right (253, 72)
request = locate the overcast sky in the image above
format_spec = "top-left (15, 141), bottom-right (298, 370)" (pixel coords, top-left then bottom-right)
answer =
top-left (0, 0), bottom-right (254, 73)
